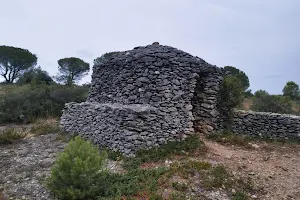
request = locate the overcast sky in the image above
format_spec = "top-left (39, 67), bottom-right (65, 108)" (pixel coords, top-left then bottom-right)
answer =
top-left (1, 0), bottom-right (299, 94)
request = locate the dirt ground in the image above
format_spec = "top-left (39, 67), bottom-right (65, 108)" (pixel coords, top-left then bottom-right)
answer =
top-left (0, 132), bottom-right (300, 200)
top-left (201, 136), bottom-right (300, 200)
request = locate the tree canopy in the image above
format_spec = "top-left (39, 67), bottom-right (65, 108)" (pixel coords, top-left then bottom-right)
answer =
top-left (16, 66), bottom-right (53, 85)
top-left (219, 75), bottom-right (244, 129)
top-left (282, 81), bottom-right (299, 100)
top-left (223, 66), bottom-right (250, 92)
top-left (56, 57), bottom-right (90, 85)
top-left (0, 46), bottom-right (37, 83)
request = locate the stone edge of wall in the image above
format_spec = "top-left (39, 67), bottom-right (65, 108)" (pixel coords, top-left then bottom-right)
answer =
top-left (232, 110), bottom-right (300, 139)
top-left (60, 102), bottom-right (195, 156)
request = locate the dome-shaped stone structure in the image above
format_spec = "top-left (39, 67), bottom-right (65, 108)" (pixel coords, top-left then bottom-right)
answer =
top-left (60, 44), bottom-right (224, 156)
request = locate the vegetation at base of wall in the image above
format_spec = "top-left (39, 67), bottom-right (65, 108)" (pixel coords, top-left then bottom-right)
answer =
top-left (101, 148), bottom-right (124, 161)
top-left (0, 84), bottom-right (88, 124)
top-left (208, 131), bottom-right (252, 147)
top-left (46, 135), bottom-right (261, 199)
top-left (0, 127), bottom-right (28, 144)
top-left (208, 131), bottom-right (300, 147)
top-left (122, 135), bottom-right (206, 170)
top-left (30, 119), bottom-right (60, 136)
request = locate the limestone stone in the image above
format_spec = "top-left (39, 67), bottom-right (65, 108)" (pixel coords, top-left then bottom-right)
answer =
top-left (60, 44), bottom-right (225, 156)
top-left (232, 110), bottom-right (300, 140)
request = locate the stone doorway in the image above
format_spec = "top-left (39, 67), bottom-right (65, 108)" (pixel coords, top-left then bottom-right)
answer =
top-left (191, 72), bottom-right (219, 134)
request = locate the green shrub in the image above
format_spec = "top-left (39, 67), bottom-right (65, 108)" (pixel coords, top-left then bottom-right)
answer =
top-left (219, 75), bottom-right (244, 130)
top-left (46, 136), bottom-right (108, 200)
top-left (123, 135), bottom-right (206, 170)
top-left (0, 127), bottom-right (28, 144)
top-left (232, 191), bottom-right (249, 200)
top-left (172, 182), bottom-right (188, 192)
top-left (0, 84), bottom-right (88, 124)
top-left (204, 165), bottom-right (232, 189)
top-left (251, 90), bottom-right (293, 114)
top-left (102, 168), bottom-right (166, 198)
top-left (16, 66), bottom-right (53, 85)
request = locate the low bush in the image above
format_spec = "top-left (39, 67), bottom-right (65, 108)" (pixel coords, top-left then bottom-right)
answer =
top-left (0, 84), bottom-right (88, 124)
top-left (102, 168), bottom-right (166, 198)
top-left (251, 90), bottom-right (293, 114)
top-left (46, 136), bottom-right (108, 200)
top-left (46, 136), bottom-right (167, 199)
top-left (46, 135), bottom-right (259, 199)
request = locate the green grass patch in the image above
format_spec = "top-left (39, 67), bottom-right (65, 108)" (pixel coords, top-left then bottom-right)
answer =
top-left (122, 135), bottom-right (206, 170)
top-left (101, 168), bottom-right (166, 198)
top-left (232, 191), bottom-right (249, 200)
top-left (172, 182), bottom-right (188, 192)
top-left (168, 160), bottom-right (212, 179)
top-left (101, 148), bottom-right (124, 161)
top-left (201, 165), bottom-right (233, 189)
top-left (46, 136), bottom-right (167, 200)
top-left (0, 127), bottom-right (28, 144)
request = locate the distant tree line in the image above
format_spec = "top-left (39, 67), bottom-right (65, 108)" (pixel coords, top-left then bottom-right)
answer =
top-left (0, 45), bottom-right (91, 124)
top-left (0, 45), bottom-right (299, 124)
top-left (222, 66), bottom-right (299, 115)
top-left (0, 45), bottom-right (90, 85)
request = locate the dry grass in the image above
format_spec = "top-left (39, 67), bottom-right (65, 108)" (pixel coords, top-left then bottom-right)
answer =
top-left (0, 127), bottom-right (29, 145)
top-left (0, 118), bottom-right (60, 145)
top-left (241, 98), bottom-right (253, 111)
top-left (29, 118), bottom-right (60, 136)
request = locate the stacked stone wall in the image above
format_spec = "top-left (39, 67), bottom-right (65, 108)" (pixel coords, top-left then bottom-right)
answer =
top-left (232, 110), bottom-right (300, 139)
top-left (60, 44), bottom-right (224, 155)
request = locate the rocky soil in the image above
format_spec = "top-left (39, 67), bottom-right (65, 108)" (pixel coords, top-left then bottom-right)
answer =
top-left (0, 133), bottom-right (300, 200)
top-left (0, 134), bottom-right (66, 200)
top-left (202, 137), bottom-right (300, 200)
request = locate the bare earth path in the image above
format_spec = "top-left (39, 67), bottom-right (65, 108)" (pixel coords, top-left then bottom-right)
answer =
top-left (202, 137), bottom-right (300, 200)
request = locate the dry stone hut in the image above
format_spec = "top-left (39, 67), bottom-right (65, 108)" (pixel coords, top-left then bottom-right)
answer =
top-left (60, 44), bottom-right (225, 156)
